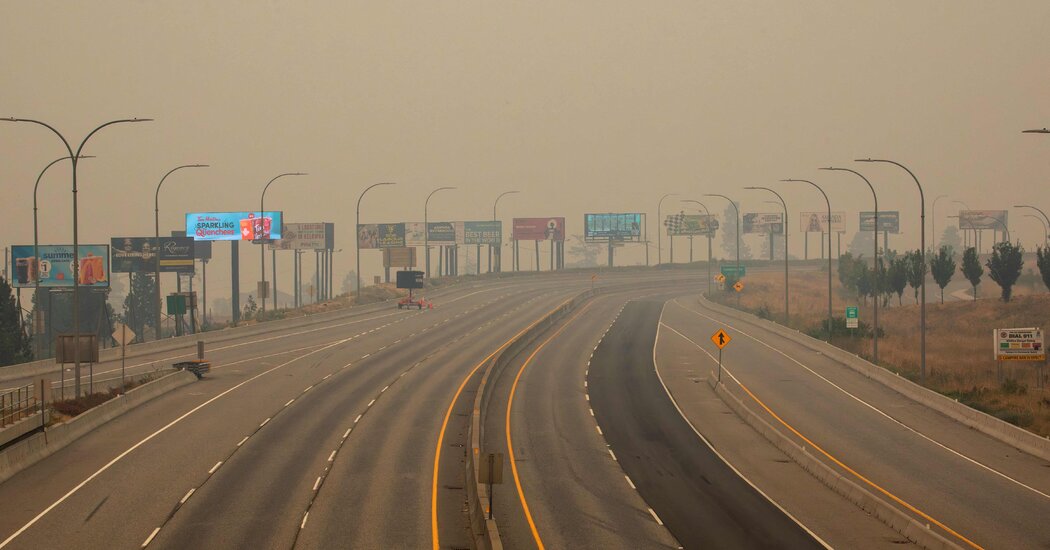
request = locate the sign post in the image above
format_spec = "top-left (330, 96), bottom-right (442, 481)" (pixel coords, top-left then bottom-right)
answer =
top-left (479, 452), bottom-right (504, 520)
top-left (710, 329), bottom-right (732, 382)
top-left (112, 322), bottom-right (136, 394)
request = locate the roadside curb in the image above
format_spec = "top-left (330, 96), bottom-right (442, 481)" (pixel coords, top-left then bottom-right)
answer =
top-left (708, 374), bottom-right (959, 550)
top-left (698, 295), bottom-right (1050, 462)
top-left (0, 369), bottom-right (197, 485)
top-left (465, 289), bottom-right (595, 550)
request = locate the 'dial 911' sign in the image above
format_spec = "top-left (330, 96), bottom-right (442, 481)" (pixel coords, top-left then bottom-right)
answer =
top-left (993, 328), bottom-right (1045, 362)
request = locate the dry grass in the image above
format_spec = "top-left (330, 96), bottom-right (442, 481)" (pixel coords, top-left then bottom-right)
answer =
top-left (711, 268), bottom-right (1050, 437)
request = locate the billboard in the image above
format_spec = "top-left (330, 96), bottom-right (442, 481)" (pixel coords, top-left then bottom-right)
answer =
top-left (427, 222), bottom-right (459, 244)
top-left (384, 247), bottom-right (417, 268)
top-left (171, 231), bottom-right (211, 260)
top-left (666, 214), bottom-right (718, 236)
top-left (186, 211), bottom-right (283, 241)
top-left (994, 327), bottom-right (1045, 362)
top-left (405, 222), bottom-right (426, 246)
top-left (959, 210), bottom-right (1008, 231)
top-left (464, 221), bottom-right (502, 245)
top-left (799, 212), bottom-right (846, 233)
top-left (11, 245), bottom-right (110, 288)
top-left (743, 212), bottom-right (784, 234)
top-left (512, 218), bottom-right (565, 241)
top-left (859, 211), bottom-right (900, 233)
top-left (584, 213), bottom-right (643, 241)
top-left (358, 223), bottom-right (406, 249)
top-left (270, 223), bottom-right (328, 250)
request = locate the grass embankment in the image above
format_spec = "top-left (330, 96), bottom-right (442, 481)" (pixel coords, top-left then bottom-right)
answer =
top-left (710, 269), bottom-right (1050, 437)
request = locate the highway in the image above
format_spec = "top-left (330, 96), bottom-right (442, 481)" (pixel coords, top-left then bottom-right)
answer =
top-left (1, 268), bottom-right (1048, 549)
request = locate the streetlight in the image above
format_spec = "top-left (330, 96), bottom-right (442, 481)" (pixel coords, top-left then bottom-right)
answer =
top-left (1022, 128), bottom-right (1050, 134)
top-left (821, 167), bottom-right (880, 363)
top-left (744, 187), bottom-right (789, 324)
top-left (424, 186), bottom-right (456, 278)
top-left (953, 200), bottom-right (973, 249)
top-left (1014, 205), bottom-right (1050, 245)
top-left (857, 158), bottom-right (927, 385)
top-left (260, 172), bottom-right (307, 313)
top-left (32, 155), bottom-right (95, 359)
top-left (657, 193), bottom-right (679, 266)
top-left (492, 191), bottom-right (520, 272)
top-left (1022, 214), bottom-right (1049, 247)
top-left (682, 199), bottom-right (714, 294)
top-left (356, 182), bottom-right (396, 301)
top-left (781, 179), bottom-right (832, 342)
top-left (154, 164), bottom-right (209, 340)
top-left (3, 116), bottom-right (152, 397)
top-left (931, 194), bottom-right (948, 249)
top-left (704, 193), bottom-right (740, 307)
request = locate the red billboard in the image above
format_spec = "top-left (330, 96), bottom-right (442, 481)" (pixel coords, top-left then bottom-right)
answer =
top-left (512, 217), bottom-right (565, 241)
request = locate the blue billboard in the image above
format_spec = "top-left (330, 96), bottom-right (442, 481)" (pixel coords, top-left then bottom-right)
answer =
top-left (11, 245), bottom-right (110, 288)
top-left (186, 211), bottom-right (284, 241)
top-left (584, 213), bottom-right (644, 242)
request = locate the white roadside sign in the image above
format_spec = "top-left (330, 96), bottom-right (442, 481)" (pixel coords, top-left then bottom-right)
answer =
top-left (993, 327), bottom-right (1045, 362)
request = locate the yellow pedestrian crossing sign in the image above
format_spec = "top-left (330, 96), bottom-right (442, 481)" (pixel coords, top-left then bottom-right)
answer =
top-left (711, 329), bottom-right (731, 350)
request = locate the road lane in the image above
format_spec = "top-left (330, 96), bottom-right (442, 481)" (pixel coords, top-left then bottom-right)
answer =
top-left (663, 296), bottom-right (1050, 549)
top-left (588, 299), bottom-right (823, 549)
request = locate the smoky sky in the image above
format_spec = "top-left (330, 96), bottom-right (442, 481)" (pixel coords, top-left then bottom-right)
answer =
top-left (2, 2), bottom-right (1049, 304)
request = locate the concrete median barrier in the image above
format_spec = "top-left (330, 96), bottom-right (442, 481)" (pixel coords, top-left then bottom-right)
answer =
top-left (0, 369), bottom-right (197, 485)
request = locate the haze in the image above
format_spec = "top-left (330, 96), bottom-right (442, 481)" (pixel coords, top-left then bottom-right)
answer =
top-left (2, 1), bottom-right (1048, 305)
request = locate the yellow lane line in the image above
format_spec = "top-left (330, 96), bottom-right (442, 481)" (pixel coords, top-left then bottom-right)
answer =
top-left (431, 296), bottom-right (576, 550)
top-left (658, 320), bottom-right (984, 550)
top-left (506, 302), bottom-right (596, 550)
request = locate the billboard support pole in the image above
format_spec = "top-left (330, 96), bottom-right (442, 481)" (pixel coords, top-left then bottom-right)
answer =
top-left (231, 241), bottom-right (240, 326)
top-left (155, 164), bottom-right (208, 341)
top-left (272, 249), bottom-right (278, 309)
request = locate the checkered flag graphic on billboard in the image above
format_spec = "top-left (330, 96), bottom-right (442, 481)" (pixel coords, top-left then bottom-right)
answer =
top-left (664, 211), bottom-right (686, 235)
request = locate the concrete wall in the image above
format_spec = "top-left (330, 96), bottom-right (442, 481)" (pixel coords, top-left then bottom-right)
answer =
top-left (0, 370), bottom-right (196, 485)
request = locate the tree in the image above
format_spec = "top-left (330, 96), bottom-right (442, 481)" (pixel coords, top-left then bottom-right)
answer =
top-left (904, 250), bottom-right (927, 304)
top-left (847, 230), bottom-right (874, 258)
top-left (939, 225), bottom-right (963, 252)
top-left (566, 234), bottom-right (601, 268)
top-left (929, 245), bottom-right (957, 303)
top-left (123, 272), bottom-right (157, 342)
top-left (342, 270), bottom-right (358, 295)
top-left (1037, 247), bottom-right (1050, 292)
top-left (986, 241), bottom-right (1024, 302)
top-left (243, 294), bottom-right (259, 319)
top-left (838, 252), bottom-right (858, 294)
top-left (720, 203), bottom-right (752, 260)
top-left (961, 247), bottom-right (983, 302)
top-left (0, 277), bottom-right (32, 366)
top-left (887, 257), bottom-right (908, 305)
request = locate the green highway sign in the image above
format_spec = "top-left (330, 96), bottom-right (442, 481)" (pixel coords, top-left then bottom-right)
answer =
top-left (846, 306), bottom-right (859, 329)
top-left (720, 265), bottom-right (746, 277)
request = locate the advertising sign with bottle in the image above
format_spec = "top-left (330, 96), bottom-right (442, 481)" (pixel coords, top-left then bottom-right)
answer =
top-left (11, 244), bottom-right (110, 288)
top-left (185, 211), bottom-right (284, 241)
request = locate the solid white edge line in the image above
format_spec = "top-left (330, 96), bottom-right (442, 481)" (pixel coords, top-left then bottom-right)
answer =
top-left (673, 299), bottom-right (1050, 502)
top-left (141, 527), bottom-right (161, 548)
top-left (653, 303), bottom-right (831, 549)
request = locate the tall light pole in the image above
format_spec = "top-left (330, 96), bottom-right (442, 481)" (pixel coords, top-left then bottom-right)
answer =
top-left (704, 194), bottom-right (740, 307)
top-left (682, 199), bottom-right (713, 295)
top-left (953, 200), bottom-right (973, 249)
top-left (744, 187), bottom-right (789, 324)
top-left (260, 172), bottom-right (307, 313)
top-left (155, 164), bottom-right (209, 340)
top-left (1022, 128), bottom-right (1050, 134)
top-left (821, 167), bottom-right (879, 362)
top-left (857, 158), bottom-right (927, 385)
top-left (33, 155), bottom-right (94, 358)
top-left (492, 191), bottom-right (519, 273)
top-left (1014, 205), bottom-right (1050, 246)
top-left (931, 194), bottom-right (948, 249)
top-left (356, 182), bottom-right (396, 301)
top-left (4, 116), bottom-right (152, 396)
top-left (1022, 214), bottom-right (1049, 246)
top-left (424, 186), bottom-right (456, 278)
top-left (657, 193), bottom-right (679, 265)
top-left (782, 179), bottom-right (832, 341)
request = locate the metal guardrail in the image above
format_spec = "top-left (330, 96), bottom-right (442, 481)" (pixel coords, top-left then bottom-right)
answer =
top-left (1, 384), bottom-right (39, 428)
